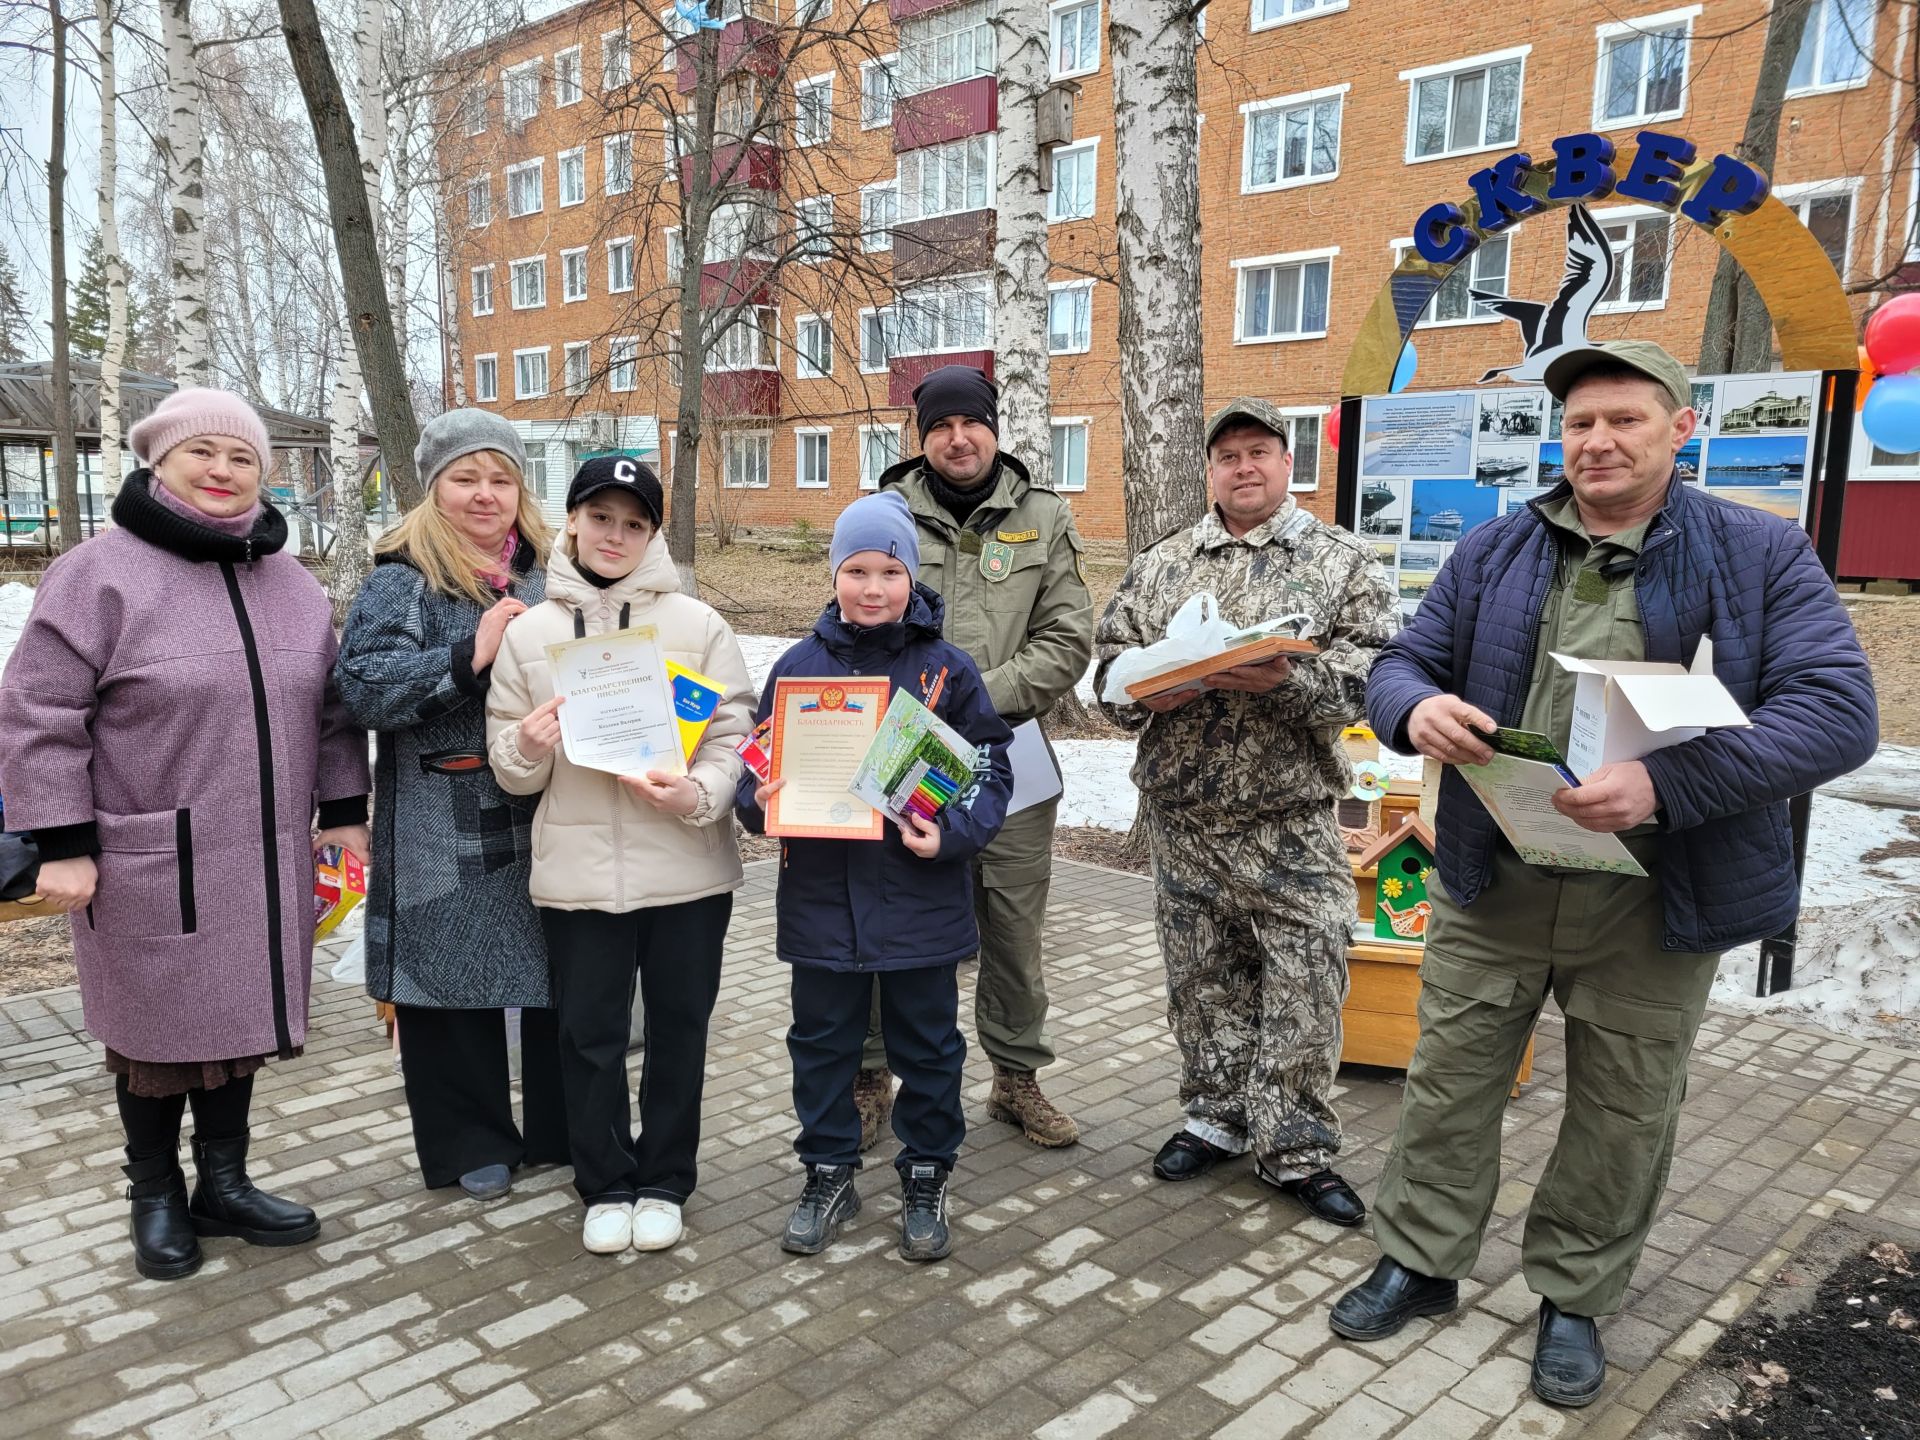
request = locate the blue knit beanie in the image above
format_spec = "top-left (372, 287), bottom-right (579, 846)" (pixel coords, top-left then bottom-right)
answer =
top-left (829, 490), bottom-right (920, 579)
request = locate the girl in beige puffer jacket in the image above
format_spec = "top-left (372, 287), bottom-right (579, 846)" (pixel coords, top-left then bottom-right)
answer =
top-left (485, 457), bottom-right (753, 1258)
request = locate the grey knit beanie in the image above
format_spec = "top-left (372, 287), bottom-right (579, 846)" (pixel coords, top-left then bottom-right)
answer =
top-left (829, 490), bottom-right (920, 579)
top-left (414, 409), bottom-right (527, 490)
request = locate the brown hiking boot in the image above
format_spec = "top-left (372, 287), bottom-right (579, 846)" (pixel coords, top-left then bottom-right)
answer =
top-left (853, 1068), bottom-right (894, 1153)
top-left (987, 1066), bottom-right (1080, 1148)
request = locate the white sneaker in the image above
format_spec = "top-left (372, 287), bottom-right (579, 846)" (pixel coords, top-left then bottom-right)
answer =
top-left (630, 1199), bottom-right (683, 1252)
top-left (582, 1202), bottom-right (633, 1254)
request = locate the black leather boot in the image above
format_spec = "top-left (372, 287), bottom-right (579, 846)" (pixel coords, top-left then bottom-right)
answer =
top-left (122, 1150), bottom-right (202, 1281)
top-left (188, 1133), bottom-right (321, 1246)
top-left (1329, 1256), bottom-right (1459, 1340)
top-left (1531, 1299), bottom-right (1606, 1407)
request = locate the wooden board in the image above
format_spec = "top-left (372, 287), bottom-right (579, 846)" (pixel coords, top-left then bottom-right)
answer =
top-left (0, 896), bottom-right (51, 924)
top-left (1342, 940), bottom-right (1534, 1086)
top-left (1124, 635), bottom-right (1320, 701)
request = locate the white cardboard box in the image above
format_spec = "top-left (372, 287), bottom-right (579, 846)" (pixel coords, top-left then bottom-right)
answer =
top-left (1552, 638), bottom-right (1752, 777)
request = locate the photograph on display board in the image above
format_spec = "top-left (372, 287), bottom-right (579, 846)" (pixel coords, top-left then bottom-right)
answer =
top-left (1690, 382), bottom-right (1716, 429)
top-left (1499, 484), bottom-right (1552, 514)
top-left (1410, 479), bottom-right (1498, 541)
top-left (1547, 400), bottom-right (1563, 440)
top-left (1477, 389), bottom-right (1546, 438)
top-left (1716, 376), bottom-right (1815, 433)
top-left (1371, 540), bottom-right (1398, 573)
top-left (1360, 478), bottom-right (1410, 538)
top-left (1710, 485), bottom-right (1807, 521)
top-left (1539, 443), bottom-right (1566, 484)
top-left (1397, 542), bottom-right (1445, 602)
top-left (1361, 393), bottom-right (1475, 477)
top-left (1475, 443), bottom-right (1536, 486)
top-left (1675, 438), bottom-right (1702, 484)
top-left (1703, 434), bottom-right (1807, 487)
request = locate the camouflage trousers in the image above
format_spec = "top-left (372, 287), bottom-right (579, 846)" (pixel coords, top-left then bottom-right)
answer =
top-left (1144, 802), bottom-right (1353, 1175)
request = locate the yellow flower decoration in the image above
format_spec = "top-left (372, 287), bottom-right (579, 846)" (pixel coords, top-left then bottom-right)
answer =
top-left (1382, 876), bottom-right (1405, 899)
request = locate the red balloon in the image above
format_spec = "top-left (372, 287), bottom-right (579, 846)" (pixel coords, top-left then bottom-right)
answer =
top-left (1325, 408), bottom-right (1342, 450)
top-left (1864, 294), bottom-right (1920, 376)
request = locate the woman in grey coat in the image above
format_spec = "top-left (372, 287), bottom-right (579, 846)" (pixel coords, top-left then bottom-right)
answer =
top-left (335, 411), bottom-right (566, 1197)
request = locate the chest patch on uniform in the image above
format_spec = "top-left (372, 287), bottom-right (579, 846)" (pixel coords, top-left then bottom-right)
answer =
top-left (982, 540), bottom-right (1015, 578)
top-left (957, 531), bottom-right (984, 556)
top-left (1573, 568), bottom-right (1611, 604)
top-left (997, 528), bottom-right (1039, 544)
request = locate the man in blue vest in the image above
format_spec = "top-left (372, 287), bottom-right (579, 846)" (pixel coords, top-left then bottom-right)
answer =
top-left (1334, 340), bottom-right (1878, 1408)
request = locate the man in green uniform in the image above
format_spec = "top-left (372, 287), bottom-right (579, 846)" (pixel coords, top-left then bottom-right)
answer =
top-left (1337, 342), bottom-right (1879, 1409)
top-left (1094, 398), bottom-right (1398, 1225)
top-left (859, 364), bottom-right (1094, 1149)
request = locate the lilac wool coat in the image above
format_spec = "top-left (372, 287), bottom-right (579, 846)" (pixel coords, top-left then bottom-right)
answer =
top-left (0, 472), bottom-right (370, 1062)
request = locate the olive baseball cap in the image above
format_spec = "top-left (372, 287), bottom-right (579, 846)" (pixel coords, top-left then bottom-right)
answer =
top-left (1204, 396), bottom-right (1292, 453)
top-left (1542, 339), bottom-right (1692, 410)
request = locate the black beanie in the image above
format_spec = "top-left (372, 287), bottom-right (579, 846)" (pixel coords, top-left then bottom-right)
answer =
top-left (913, 365), bottom-right (998, 443)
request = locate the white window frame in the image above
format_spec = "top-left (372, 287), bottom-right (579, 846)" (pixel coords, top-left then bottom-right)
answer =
top-left (707, 306), bottom-right (779, 372)
top-left (1050, 0), bottom-right (1101, 80)
top-left (1048, 138), bottom-right (1099, 224)
top-left (609, 336), bottom-right (639, 393)
top-left (796, 195), bottom-right (834, 263)
top-left (795, 74), bottom-right (834, 147)
top-left (665, 227), bottom-right (684, 285)
top-left (794, 0), bottom-right (832, 26)
top-left (513, 346), bottom-right (550, 399)
top-left (506, 157), bottom-right (544, 218)
top-left (898, 0), bottom-right (996, 97)
top-left (473, 353), bottom-right (499, 403)
top-left (602, 29), bottom-right (633, 88)
top-left (1777, 177), bottom-right (1861, 282)
top-left (796, 427), bottom-right (832, 489)
top-left (604, 134), bottom-right (633, 196)
top-left (563, 340), bottom-right (592, 396)
top-left (1241, 83), bottom-right (1347, 194)
top-left (607, 237), bottom-right (635, 294)
top-left (722, 430), bottom-right (773, 489)
top-left (1046, 279), bottom-right (1093, 354)
top-left (795, 312), bottom-right (833, 378)
top-left (553, 46), bottom-right (583, 107)
top-left (1276, 406), bottom-right (1327, 492)
top-left (662, 6), bottom-right (693, 70)
top-left (1390, 235), bottom-right (1511, 328)
top-left (503, 59), bottom-right (541, 125)
top-left (1050, 417), bottom-right (1089, 492)
top-left (1232, 247), bottom-right (1337, 344)
top-left (1250, 0), bottom-right (1347, 34)
top-left (467, 174), bottom-right (492, 228)
top-left (558, 147), bottom-right (587, 207)
top-left (861, 182), bottom-right (897, 252)
top-left (1592, 6), bottom-right (1698, 130)
top-left (1908, 161), bottom-right (1920, 264)
top-left (858, 305), bottom-right (893, 373)
top-left (509, 254), bottom-right (547, 310)
top-left (1400, 46), bottom-right (1530, 165)
top-left (1788, 0), bottom-right (1875, 96)
top-left (1592, 204), bottom-right (1674, 314)
top-left (898, 135), bottom-right (996, 222)
top-left (859, 423), bottom-right (903, 490)
top-left (560, 246), bottom-right (588, 303)
top-left (461, 84), bottom-right (488, 136)
top-left (894, 274), bottom-right (993, 356)
top-left (861, 54), bottom-right (899, 129)
top-left (470, 264), bottom-right (494, 317)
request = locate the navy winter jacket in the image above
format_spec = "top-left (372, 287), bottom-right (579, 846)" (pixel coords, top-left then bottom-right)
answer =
top-left (737, 585), bottom-right (1015, 971)
top-left (1367, 476), bottom-right (1878, 954)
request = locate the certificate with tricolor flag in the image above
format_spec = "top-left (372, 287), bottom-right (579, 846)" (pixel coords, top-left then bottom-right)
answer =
top-left (766, 677), bottom-right (890, 839)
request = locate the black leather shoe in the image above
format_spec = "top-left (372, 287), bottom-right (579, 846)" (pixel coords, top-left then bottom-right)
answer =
top-left (188, 1133), bottom-right (321, 1246)
top-left (1152, 1130), bottom-right (1234, 1181)
top-left (1329, 1256), bottom-right (1459, 1340)
top-left (123, 1150), bottom-right (202, 1281)
top-left (1262, 1165), bottom-right (1367, 1227)
top-left (1531, 1299), bottom-right (1606, 1407)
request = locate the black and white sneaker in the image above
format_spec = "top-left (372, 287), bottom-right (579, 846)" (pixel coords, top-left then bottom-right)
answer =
top-left (898, 1162), bottom-right (951, 1262)
top-left (781, 1164), bottom-right (859, 1255)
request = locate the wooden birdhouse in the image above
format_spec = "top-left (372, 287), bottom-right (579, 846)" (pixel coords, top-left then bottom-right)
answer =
top-left (1355, 814), bottom-right (1437, 946)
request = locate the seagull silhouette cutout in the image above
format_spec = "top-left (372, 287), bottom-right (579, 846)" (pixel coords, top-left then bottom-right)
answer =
top-left (1472, 204), bottom-right (1615, 385)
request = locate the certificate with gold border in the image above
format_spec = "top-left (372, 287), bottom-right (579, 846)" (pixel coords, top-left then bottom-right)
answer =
top-left (766, 677), bottom-right (889, 839)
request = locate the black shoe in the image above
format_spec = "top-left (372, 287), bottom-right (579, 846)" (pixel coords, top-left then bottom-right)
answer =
top-left (899, 1162), bottom-right (952, 1262)
top-left (1329, 1256), bottom-right (1459, 1341)
top-left (1152, 1130), bottom-right (1234, 1181)
top-left (123, 1150), bottom-right (202, 1281)
top-left (1261, 1165), bottom-right (1367, 1227)
top-left (1531, 1299), bottom-right (1606, 1407)
top-left (187, 1133), bottom-right (321, 1246)
top-left (782, 1164), bottom-right (859, 1255)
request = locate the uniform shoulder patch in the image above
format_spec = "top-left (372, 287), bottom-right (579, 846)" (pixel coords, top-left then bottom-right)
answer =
top-left (997, 528), bottom-right (1040, 543)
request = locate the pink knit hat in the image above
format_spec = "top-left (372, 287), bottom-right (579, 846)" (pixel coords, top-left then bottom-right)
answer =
top-left (129, 387), bottom-right (273, 468)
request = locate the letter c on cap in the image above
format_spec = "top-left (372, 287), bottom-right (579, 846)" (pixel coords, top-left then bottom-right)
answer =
top-left (613, 458), bottom-right (639, 483)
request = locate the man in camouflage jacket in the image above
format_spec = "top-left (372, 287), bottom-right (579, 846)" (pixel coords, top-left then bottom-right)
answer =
top-left (1094, 398), bottom-right (1398, 1226)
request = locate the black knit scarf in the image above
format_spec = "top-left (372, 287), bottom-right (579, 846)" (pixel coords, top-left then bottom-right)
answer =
top-left (112, 469), bottom-right (289, 563)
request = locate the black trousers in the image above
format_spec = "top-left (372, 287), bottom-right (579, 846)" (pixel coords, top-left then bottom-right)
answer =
top-left (392, 1004), bottom-right (567, 1189)
top-left (789, 964), bottom-right (964, 1173)
top-left (118, 1072), bottom-right (254, 1159)
top-left (542, 894), bottom-right (731, 1206)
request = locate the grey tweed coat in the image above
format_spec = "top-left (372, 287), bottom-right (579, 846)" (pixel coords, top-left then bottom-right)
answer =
top-left (335, 547), bottom-right (551, 1008)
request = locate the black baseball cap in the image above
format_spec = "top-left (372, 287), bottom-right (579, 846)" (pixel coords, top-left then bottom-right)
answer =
top-left (565, 454), bottom-right (663, 526)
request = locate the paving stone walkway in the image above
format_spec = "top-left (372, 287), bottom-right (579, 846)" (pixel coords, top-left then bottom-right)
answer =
top-left (2, 859), bottom-right (1918, 1440)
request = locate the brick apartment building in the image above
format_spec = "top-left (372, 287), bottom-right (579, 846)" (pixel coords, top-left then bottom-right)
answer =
top-left (438, 0), bottom-right (1912, 544)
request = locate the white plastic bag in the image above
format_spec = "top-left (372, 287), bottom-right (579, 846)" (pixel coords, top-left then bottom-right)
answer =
top-left (1100, 592), bottom-right (1311, 703)
top-left (329, 932), bottom-right (366, 985)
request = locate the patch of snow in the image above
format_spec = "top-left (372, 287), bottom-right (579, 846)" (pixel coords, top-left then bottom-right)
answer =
top-left (0, 582), bottom-right (33, 670)
top-left (1054, 741), bottom-right (1139, 831)
top-left (737, 634), bottom-right (795, 693)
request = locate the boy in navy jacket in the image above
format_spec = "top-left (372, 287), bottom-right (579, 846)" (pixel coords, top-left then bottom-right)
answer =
top-left (738, 490), bottom-right (1013, 1261)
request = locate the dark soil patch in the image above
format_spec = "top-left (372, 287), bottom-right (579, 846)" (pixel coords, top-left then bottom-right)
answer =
top-left (1849, 597), bottom-right (1920, 746)
top-left (1052, 825), bottom-right (1149, 875)
top-left (0, 914), bottom-right (79, 998)
top-left (1862, 813), bottom-right (1920, 870)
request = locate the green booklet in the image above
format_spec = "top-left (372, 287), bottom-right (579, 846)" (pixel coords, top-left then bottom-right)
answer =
top-left (847, 690), bottom-right (981, 825)
top-left (1456, 726), bottom-right (1647, 876)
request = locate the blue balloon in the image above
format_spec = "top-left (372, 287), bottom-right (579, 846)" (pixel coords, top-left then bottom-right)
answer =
top-left (1862, 373), bottom-right (1920, 455)
top-left (1390, 343), bottom-right (1418, 394)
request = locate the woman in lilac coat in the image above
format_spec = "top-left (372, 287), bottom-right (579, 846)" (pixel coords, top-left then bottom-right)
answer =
top-left (0, 389), bottom-right (371, 1281)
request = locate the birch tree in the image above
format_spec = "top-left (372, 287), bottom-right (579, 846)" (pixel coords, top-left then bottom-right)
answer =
top-left (991, 0), bottom-right (1054, 489)
top-left (98, 0), bottom-right (130, 495)
top-left (1108, 0), bottom-right (1205, 556)
top-left (161, 0), bottom-right (211, 384)
top-left (48, 0), bottom-right (82, 551)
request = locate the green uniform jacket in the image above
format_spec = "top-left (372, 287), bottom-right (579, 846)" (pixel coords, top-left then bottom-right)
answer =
top-left (880, 453), bottom-right (1095, 722)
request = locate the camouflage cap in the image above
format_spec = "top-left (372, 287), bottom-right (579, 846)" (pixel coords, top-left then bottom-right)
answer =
top-left (1542, 339), bottom-right (1692, 410)
top-left (1204, 397), bottom-right (1292, 454)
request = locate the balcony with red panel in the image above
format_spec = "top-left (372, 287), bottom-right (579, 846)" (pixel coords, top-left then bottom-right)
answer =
top-left (703, 368), bottom-right (781, 418)
top-left (698, 257), bottom-right (775, 307)
top-left (679, 140), bottom-right (781, 192)
top-left (893, 75), bottom-right (997, 153)
top-left (674, 18), bottom-right (780, 94)
top-left (888, 351), bottom-right (993, 408)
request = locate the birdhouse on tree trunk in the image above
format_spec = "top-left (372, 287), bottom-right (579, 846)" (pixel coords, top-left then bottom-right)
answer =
top-left (1355, 814), bottom-right (1437, 945)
